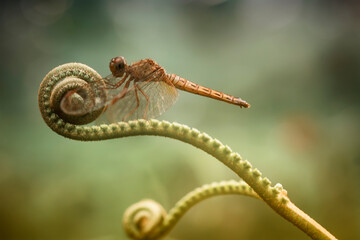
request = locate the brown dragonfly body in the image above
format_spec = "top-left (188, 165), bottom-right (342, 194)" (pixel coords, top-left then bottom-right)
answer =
top-left (98, 56), bottom-right (250, 122)
top-left (167, 73), bottom-right (249, 108)
top-left (108, 57), bottom-right (249, 109)
top-left (63, 57), bottom-right (250, 122)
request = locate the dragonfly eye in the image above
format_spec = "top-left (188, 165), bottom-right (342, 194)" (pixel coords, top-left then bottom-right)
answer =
top-left (110, 56), bottom-right (127, 77)
top-left (115, 61), bottom-right (125, 70)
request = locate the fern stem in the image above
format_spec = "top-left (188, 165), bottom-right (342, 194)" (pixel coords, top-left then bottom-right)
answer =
top-left (38, 63), bottom-right (337, 240)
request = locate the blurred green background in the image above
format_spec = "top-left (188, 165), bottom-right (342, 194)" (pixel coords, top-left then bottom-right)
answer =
top-left (0, 0), bottom-right (359, 239)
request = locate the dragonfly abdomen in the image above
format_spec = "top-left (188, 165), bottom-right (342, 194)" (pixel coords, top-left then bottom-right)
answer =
top-left (167, 74), bottom-right (250, 108)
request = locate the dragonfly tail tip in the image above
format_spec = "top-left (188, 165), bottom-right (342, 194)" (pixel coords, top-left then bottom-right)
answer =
top-left (241, 102), bottom-right (250, 108)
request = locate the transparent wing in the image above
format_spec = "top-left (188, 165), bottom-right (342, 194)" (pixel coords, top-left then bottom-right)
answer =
top-left (60, 72), bottom-right (178, 123)
top-left (98, 80), bottom-right (179, 123)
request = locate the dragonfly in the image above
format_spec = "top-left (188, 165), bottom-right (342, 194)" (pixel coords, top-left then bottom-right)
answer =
top-left (61, 56), bottom-right (250, 123)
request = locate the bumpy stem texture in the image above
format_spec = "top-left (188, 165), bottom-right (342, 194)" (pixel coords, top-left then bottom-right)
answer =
top-left (123, 180), bottom-right (260, 239)
top-left (38, 63), bottom-right (337, 240)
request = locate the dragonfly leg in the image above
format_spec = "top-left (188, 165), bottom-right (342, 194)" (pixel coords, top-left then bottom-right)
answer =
top-left (110, 77), bottom-right (132, 105)
top-left (123, 87), bottom-right (140, 121)
top-left (137, 84), bottom-right (150, 119)
top-left (109, 67), bottom-right (158, 90)
top-left (105, 73), bottom-right (128, 89)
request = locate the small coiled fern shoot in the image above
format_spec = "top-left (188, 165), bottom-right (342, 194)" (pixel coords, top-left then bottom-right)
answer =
top-left (38, 63), bottom-right (337, 240)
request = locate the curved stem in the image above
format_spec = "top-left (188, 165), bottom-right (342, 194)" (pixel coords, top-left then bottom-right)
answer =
top-left (123, 180), bottom-right (260, 239)
top-left (38, 63), bottom-right (337, 240)
top-left (51, 119), bottom-right (337, 239)
top-left (160, 180), bottom-right (261, 238)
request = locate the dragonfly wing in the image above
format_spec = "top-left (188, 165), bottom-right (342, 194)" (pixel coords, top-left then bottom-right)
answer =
top-left (142, 80), bottom-right (179, 119)
top-left (100, 80), bottom-right (179, 123)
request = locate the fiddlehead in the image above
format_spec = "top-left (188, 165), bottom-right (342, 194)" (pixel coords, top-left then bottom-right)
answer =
top-left (123, 199), bottom-right (166, 240)
top-left (38, 63), bottom-right (337, 240)
top-left (123, 180), bottom-right (260, 240)
top-left (38, 63), bottom-right (106, 127)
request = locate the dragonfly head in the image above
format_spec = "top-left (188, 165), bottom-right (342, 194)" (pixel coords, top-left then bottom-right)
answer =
top-left (110, 56), bottom-right (127, 77)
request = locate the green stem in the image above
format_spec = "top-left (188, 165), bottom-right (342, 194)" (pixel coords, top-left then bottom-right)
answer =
top-left (160, 180), bottom-right (260, 238)
top-left (123, 180), bottom-right (261, 239)
top-left (38, 63), bottom-right (337, 240)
